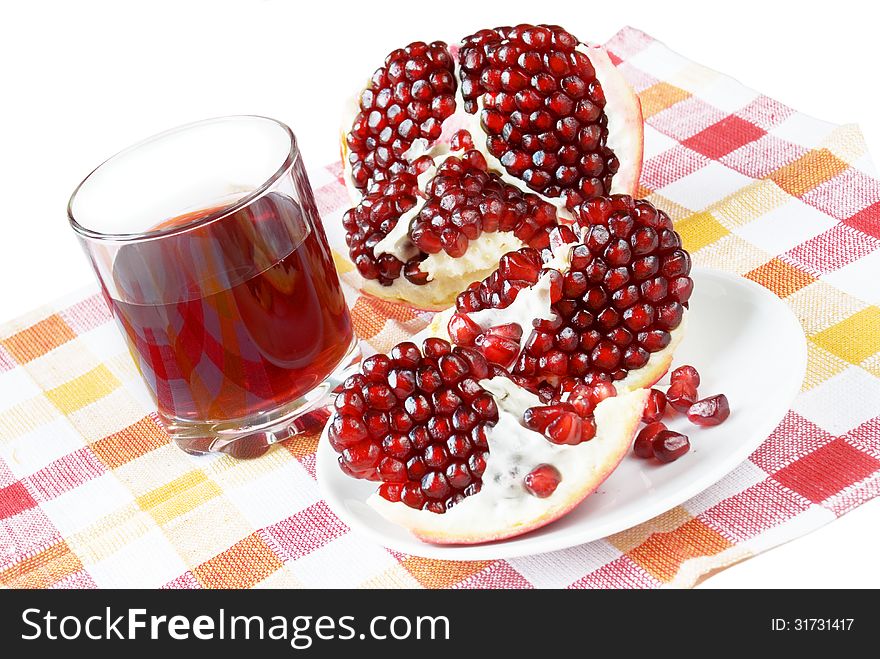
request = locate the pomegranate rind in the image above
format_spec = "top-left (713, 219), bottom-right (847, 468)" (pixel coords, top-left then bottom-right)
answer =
top-left (367, 383), bottom-right (647, 544)
top-left (585, 43), bottom-right (643, 197)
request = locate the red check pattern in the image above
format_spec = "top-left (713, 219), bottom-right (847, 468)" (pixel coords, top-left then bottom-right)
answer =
top-left (1, 27), bottom-right (879, 588)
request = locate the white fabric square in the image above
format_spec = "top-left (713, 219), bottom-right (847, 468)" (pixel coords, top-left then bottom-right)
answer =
top-left (0, 367), bottom-right (42, 409)
top-left (24, 339), bottom-right (102, 391)
top-left (820, 248), bottom-right (880, 305)
top-left (792, 366), bottom-right (880, 435)
top-left (696, 76), bottom-right (760, 114)
top-left (288, 533), bottom-right (397, 587)
top-left (734, 198), bottom-right (837, 255)
top-left (742, 505), bottom-right (834, 553)
top-left (77, 322), bottom-right (127, 361)
top-left (642, 124), bottom-right (679, 161)
top-left (508, 540), bottom-right (621, 588)
top-left (88, 527), bottom-right (189, 588)
top-left (40, 472), bottom-right (135, 536)
top-left (625, 41), bottom-right (691, 82)
top-left (683, 460), bottom-right (767, 516)
top-left (224, 460), bottom-right (320, 529)
top-left (658, 161), bottom-right (754, 211)
top-left (0, 416), bottom-right (84, 479)
top-left (852, 153), bottom-right (878, 178)
top-left (67, 387), bottom-right (152, 443)
top-left (770, 112), bottom-right (837, 149)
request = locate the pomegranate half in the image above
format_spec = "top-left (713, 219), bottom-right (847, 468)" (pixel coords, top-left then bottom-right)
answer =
top-left (326, 337), bottom-right (647, 544)
top-left (340, 24), bottom-right (644, 309)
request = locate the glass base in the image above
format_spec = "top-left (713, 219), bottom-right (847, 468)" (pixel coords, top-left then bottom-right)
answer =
top-left (163, 339), bottom-right (361, 459)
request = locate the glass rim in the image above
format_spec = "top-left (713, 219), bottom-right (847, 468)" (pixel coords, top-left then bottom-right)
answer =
top-left (67, 114), bottom-right (298, 243)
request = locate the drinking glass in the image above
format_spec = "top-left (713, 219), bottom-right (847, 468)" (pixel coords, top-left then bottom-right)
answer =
top-left (68, 116), bottom-right (359, 458)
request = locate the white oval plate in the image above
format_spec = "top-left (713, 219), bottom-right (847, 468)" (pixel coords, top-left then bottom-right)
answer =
top-left (316, 268), bottom-right (807, 560)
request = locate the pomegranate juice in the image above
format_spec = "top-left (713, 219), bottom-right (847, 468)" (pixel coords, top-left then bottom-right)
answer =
top-left (105, 192), bottom-right (353, 423)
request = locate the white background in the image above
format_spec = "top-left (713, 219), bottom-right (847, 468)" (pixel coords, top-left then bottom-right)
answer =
top-left (2, 0), bottom-right (878, 587)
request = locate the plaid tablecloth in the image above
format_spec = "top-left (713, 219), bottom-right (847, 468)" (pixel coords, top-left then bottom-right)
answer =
top-left (2, 27), bottom-right (879, 589)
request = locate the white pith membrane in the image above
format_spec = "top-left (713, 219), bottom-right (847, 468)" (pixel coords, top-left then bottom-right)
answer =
top-left (368, 378), bottom-right (648, 544)
top-left (340, 38), bottom-right (644, 310)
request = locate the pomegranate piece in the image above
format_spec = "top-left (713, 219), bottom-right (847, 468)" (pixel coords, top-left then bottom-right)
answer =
top-left (642, 388), bottom-right (667, 423)
top-left (451, 195), bottom-right (692, 386)
top-left (410, 151), bottom-right (558, 257)
top-left (666, 381), bottom-right (697, 413)
top-left (633, 421), bottom-right (666, 459)
top-left (459, 24), bottom-right (619, 208)
top-left (523, 464), bottom-right (562, 498)
top-left (328, 338), bottom-right (498, 513)
top-left (687, 394), bottom-right (730, 427)
top-left (346, 41), bottom-right (456, 190)
top-left (670, 364), bottom-right (700, 389)
top-left (651, 430), bottom-right (690, 463)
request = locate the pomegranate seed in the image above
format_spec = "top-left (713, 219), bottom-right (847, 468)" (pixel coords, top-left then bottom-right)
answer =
top-left (634, 421), bottom-right (666, 458)
top-left (666, 381), bottom-right (697, 413)
top-left (328, 415), bottom-right (368, 449)
top-left (642, 389), bottom-right (667, 423)
top-left (522, 404), bottom-right (572, 432)
top-left (687, 394), bottom-right (730, 427)
top-left (671, 365), bottom-right (701, 389)
top-left (544, 411), bottom-right (583, 445)
top-left (523, 464), bottom-right (562, 498)
top-left (579, 416), bottom-right (597, 442)
top-left (652, 430), bottom-right (690, 463)
top-left (447, 313), bottom-right (481, 346)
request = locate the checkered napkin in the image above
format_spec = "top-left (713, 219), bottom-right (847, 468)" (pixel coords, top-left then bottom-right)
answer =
top-left (2, 27), bottom-right (879, 589)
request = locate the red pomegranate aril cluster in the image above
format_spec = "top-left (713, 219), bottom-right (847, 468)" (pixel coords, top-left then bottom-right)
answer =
top-left (458, 24), bottom-right (618, 208)
top-left (343, 173), bottom-right (421, 285)
top-left (409, 150), bottom-right (559, 257)
top-left (329, 339), bottom-right (499, 514)
top-left (522, 379), bottom-right (615, 445)
top-left (347, 41), bottom-right (456, 190)
top-left (516, 195), bottom-right (691, 383)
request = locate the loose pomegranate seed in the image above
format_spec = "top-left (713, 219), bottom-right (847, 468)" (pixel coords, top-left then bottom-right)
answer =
top-left (642, 389), bottom-right (667, 423)
top-left (459, 24), bottom-right (618, 207)
top-left (687, 394), bottom-right (730, 427)
top-left (329, 339), bottom-right (500, 512)
top-left (652, 430), bottom-right (690, 463)
top-left (666, 381), bottom-right (697, 413)
top-left (670, 364), bottom-right (700, 389)
top-left (523, 464), bottom-right (562, 498)
top-left (633, 421), bottom-right (666, 458)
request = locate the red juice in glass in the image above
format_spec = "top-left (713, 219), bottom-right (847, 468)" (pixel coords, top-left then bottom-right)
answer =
top-left (106, 192), bottom-right (354, 425)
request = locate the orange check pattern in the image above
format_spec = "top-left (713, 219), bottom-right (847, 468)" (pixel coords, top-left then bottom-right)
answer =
top-left (2, 27), bottom-right (879, 588)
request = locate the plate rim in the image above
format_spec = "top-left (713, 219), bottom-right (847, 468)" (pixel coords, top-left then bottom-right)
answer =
top-left (316, 267), bottom-right (808, 561)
